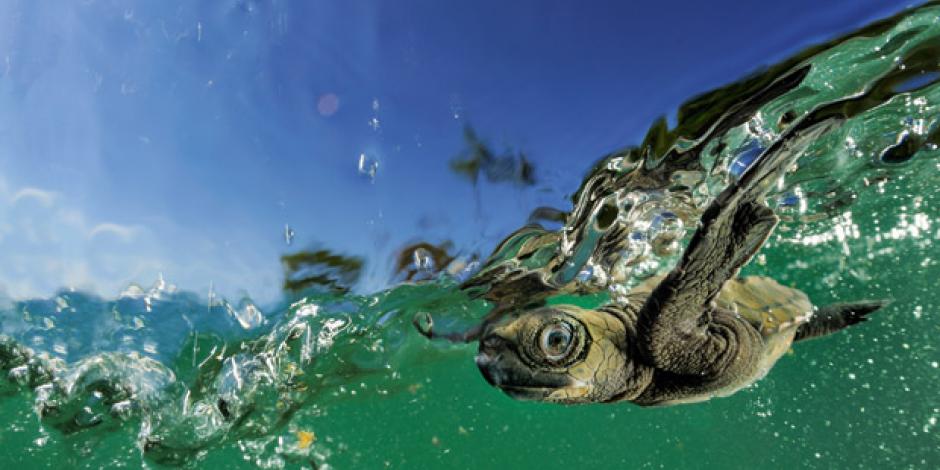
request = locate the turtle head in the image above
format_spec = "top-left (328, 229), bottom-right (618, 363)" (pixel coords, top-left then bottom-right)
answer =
top-left (475, 305), bottom-right (634, 404)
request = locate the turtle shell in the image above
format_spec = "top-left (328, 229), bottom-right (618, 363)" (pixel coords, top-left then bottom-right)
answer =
top-left (630, 275), bottom-right (813, 337)
top-left (715, 277), bottom-right (814, 336)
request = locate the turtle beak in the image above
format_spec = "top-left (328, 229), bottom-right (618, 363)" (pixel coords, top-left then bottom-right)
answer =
top-left (475, 330), bottom-right (510, 387)
top-left (475, 328), bottom-right (569, 401)
top-left (476, 353), bottom-right (554, 400)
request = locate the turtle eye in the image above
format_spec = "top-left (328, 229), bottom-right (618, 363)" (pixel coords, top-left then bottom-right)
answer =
top-left (539, 322), bottom-right (574, 361)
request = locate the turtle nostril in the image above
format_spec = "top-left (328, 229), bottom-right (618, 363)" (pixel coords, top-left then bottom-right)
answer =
top-left (482, 334), bottom-right (504, 351)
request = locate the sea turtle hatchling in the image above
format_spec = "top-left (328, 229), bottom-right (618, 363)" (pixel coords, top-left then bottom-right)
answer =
top-left (472, 275), bottom-right (884, 405)
top-left (416, 115), bottom-right (887, 406)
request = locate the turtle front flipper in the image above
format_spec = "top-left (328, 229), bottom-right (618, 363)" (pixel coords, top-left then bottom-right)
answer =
top-left (634, 201), bottom-right (774, 378)
top-left (635, 117), bottom-right (843, 379)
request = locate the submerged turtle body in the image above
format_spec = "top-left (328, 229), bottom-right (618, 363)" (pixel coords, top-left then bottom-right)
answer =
top-left (716, 277), bottom-right (813, 337)
top-left (474, 273), bottom-right (882, 406)
top-left (475, 267), bottom-right (885, 407)
top-left (616, 275), bottom-right (814, 404)
top-left (715, 277), bottom-right (813, 388)
top-left (631, 274), bottom-right (814, 337)
top-left (465, 116), bottom-right (888, 406)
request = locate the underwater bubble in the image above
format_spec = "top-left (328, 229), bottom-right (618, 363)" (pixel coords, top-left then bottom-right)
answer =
top-left (620, 190), bottom-right (647, 210)
top-left (648, 211), bottom-right (684, 256)
top-left (878, 130), bottom-right (920, 165)
top-left (728, 141), bottom-right (764, 178)
top-left (594, 202), bottom-right (618, 231)
top-left (777, 110), bottom-right (798, 129)
top-left (669, 170), bottom-right (704, 191)
top-left (776, 187), bottom-right (808, 215)
top-left (779, 193), bottom-right (800, 207)
top-left (622, 231), bottom-right (650, 265)
top-left (633, 259), bottom-right (660, 279)
top-left (575, 264), bottom-right (600, 285)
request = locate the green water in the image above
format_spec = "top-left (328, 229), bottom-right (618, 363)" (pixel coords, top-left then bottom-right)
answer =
top-left (1, 3), bottom-right (939, 469)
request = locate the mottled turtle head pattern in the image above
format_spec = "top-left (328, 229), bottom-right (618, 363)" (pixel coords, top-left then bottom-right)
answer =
top-left (474, 305), bottom-right (650, 404)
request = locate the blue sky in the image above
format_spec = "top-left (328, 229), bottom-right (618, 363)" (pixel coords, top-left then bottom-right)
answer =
top-left (0, 0), bottom-right (918, 303)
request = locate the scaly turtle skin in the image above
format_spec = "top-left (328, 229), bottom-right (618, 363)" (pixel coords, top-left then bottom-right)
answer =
top-left (467, 115), bottom-right (888, 405)
top-left (474, 281), bottom-right (882, 405)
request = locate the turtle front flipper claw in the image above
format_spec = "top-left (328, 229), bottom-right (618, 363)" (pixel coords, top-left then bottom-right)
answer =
top-left (412, 312), bottom-right (435, 339)
top-left (412, 312), bottom-right (482, 344)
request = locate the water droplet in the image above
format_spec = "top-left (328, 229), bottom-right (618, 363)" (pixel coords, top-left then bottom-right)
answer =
top-left (358, 153), bottom-right (379, 182)
top-left (284, 224), bottom-right (295, 245)
top-left (296, 303), bottom-right (319, 318)
top-left (317, 318), bottom-right (349, 350)
top-left (119, 284), bottom-right (146, 299)
top-left (412, 248), bottom-right (434, 272)
top-left (227, 299), bottom-right (264, 330)
top-left (449, 96), bottom-right (463, 120)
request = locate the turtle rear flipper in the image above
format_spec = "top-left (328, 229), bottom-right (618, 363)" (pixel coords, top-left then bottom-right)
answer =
top-left (794, 301), bottom-right (889, 342)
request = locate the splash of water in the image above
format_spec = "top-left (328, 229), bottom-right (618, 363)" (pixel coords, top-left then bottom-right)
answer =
top-left (463, 4), bottom-right (940, 307)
